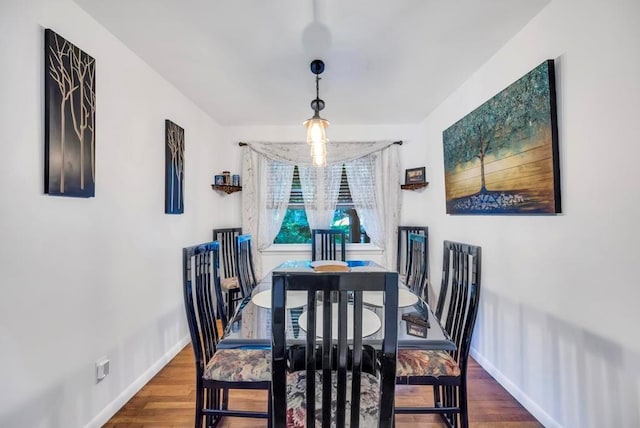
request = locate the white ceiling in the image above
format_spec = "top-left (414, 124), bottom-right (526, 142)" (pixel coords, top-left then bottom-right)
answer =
top-left (74, 0), bottom-right (549, 127)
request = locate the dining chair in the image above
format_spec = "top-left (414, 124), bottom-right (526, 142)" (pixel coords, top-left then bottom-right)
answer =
top-left (212, 227), bottom-right (243, 316)
top-left (396, 226), bottom-right (428, 281)
top-left (311, 228), bottom-right (346, 261)
top-left (183, 241), bottom-right (271, 428)
top-left (395, 240), bottom-right (481, 428)
top-left (271, 270), bottom-right (399, 428)
top-left (405, 233), bottom-right (429, 302)
top-left (235, 234), bottom-right (258, 298)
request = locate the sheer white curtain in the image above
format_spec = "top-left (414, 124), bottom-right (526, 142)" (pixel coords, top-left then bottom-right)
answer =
top-left (241, 149), bottom-right (294, 276)
top-left (345, 145), bottom-right (401, 268)
top-left (298, 163), bottom-right (343, 229)
top-left (241, 141), bottom-right (401, 274)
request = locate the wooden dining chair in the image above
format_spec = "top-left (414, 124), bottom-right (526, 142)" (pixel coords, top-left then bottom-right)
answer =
top-left (271, 270), bottom-right (399, 428)
top-left (405, 233), bottom-right (429, 302)
top-left (212, 227), bottom-right (243, 315)
top-left (395, 240), bottom-right (482, 428)
top-left (183, 241), bottom-right (271, 428)
top-left (235, 234), bottom-right (258, 298)
top-left (397, 226), bottom-right (428, 281)
top-left (311, 228), bottom-right (346, 261)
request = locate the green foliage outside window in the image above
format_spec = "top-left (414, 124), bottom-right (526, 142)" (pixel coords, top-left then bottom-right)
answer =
top-left (274, 208), bottom-right (311, 243)
top-left (274, 206), bottom-right (368, 244)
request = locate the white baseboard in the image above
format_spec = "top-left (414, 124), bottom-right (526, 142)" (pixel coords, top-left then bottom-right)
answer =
top-left (85, 335), bottom-right (191, 428)
top-left (470, 347), bottom-right (560, 428)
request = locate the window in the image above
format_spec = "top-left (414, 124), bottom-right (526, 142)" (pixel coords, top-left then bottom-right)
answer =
top-left (274, 165), bottom-right (370, 244)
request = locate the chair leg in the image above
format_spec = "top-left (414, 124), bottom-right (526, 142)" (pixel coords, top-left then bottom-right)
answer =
top-left (222, 388), bottom-right (229, 410)
top-left (459, 379), bottom-right (469, 428)
top-left (267, 385), bottom-right (273, 428)
top-left (195, 380), bottom-right (204, 428)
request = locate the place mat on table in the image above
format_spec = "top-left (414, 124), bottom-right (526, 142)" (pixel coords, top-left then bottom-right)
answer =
top-left (251, 290), bottom-right (308, 309)
top-left (362, 289), bottom-right (419, 308)
top-left (298, 304), bottom-right (381, 340)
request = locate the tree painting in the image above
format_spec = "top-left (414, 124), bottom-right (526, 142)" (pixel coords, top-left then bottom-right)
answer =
top-left (44, 29), bottom-right (96, 197)
top-left (442, 60), bottom-right (560, 214)
top-left (165, 120), bottom-right (185, 214)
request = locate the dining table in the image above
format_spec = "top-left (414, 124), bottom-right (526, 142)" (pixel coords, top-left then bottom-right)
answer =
top-left (217, 260), bottom-right (455, 352)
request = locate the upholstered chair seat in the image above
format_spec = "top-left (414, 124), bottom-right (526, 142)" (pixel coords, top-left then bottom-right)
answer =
top-left (204, 349), bottom-right (271, 382)
top-left (396, 349), bottom-right (461, 378)
top-left (220, 276), bottom-right (239, 291)
top-left (285, 370), bottom-right (381, 428)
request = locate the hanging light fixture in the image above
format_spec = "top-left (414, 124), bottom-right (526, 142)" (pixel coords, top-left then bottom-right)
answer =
top-left (303, 59), bottom-right (329, 167)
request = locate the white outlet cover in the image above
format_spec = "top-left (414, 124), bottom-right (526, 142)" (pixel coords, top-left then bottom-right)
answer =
top-left (96, 358), bottom-right (110, 381)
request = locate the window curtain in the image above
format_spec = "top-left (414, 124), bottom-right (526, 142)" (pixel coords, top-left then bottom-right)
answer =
top-left (241, 148), bottom-right (294, 276)
top-left (345, 146), bottom-right (401, 269)
top-left (241, 141), bottom-right (401, 276)
top-left (298, 163), bottom-right (343, 229)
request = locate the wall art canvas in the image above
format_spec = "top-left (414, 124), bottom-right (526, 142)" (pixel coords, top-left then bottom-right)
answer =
top-left (44, 29), bottom-right (96, 197)
top-left (165, 120), bottom-right (184, 214)
top-left (443, 60), bottom-right (560, 215)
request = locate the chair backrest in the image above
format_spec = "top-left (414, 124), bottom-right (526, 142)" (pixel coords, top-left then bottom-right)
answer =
top-left (406, 233), bottom-right (429, 301)
top-left (212, 227), bottom-right (242, 279)
top-left (435, 240), bottom-right (481, 377)
top-left (235, 234), bottom-right (258, 298)
top-left (182, 241), bottom-right (226, 378)
top-left (311, 228), bottom-right (346, 261)
top-left (397, 226), bottom-right (428, 277)
top-left (271, 271), bottom-right (398, 428)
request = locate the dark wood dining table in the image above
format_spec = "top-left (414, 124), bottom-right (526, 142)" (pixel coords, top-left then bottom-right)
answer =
top-left (217, 260), bottom-right (456, 352)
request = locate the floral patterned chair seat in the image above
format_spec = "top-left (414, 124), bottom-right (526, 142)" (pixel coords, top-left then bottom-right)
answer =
top-left (396, 349), bottom-right (461, 378)
top-left (220, 276), bottom-right (239, 291)
top-left (285, 370), bottom-right (380, 428)
top-left (204, 349), bottom-right (271, 382)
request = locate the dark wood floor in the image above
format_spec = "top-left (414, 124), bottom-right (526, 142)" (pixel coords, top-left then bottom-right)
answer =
top-left (104, 345), bottom-right (542, 427)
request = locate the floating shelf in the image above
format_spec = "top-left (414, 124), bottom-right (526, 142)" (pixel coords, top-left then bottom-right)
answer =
top-left (211, 184), bottom-right (242, 195)
top-left (401, 182), bottom-right (429, 191)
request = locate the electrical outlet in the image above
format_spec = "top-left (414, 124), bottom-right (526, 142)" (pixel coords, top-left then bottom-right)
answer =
top-left (96, 358), bottom-right (110, 382)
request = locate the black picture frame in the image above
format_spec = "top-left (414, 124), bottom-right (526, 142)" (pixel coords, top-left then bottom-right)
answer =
top-left (44, 29), bottom-right (96, 197)
top-left (165, 120), bottom-right (184, 214)
top-left (405, 167), bottom-right (426, 184)
top-left (442, 60), bottom-right (560, 215)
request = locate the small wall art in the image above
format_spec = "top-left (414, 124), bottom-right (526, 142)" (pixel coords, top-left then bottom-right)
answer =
top-left (44, 29), bottom-right (96, 197)
top-left (405, 167), bottom-right (426, 184)
top-left (165, 120), bottom-right (185, 214)
top-left (443, 60), bottom-right (560, 215)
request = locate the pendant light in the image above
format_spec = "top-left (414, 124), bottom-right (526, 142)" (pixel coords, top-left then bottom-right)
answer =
top-left (303, 59), bottom-right (329, 167)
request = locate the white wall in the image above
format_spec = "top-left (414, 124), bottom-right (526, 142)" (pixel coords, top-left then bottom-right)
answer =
top-left (417, 0), bottom-right (640, 427)
top-left (0, 1), bottom-right (236, 426)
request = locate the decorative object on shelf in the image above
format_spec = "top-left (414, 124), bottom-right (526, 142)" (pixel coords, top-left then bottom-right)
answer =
top-left (405, 167), bottom-right (426, 185)
top-left (214, 175), bottom-right (225, 185)
top-left (44, 29), bottom-right (96, 198)
top-left (303, 59), bottom-right (329, 167)
top-left (443, 60), bottom-right (560, 215)
top-left (165, 119), bottom-right (185, 214)
top-left (211, 184), bottom-right (242, 195)
top-left (222, 170), bottom-right (231, 184)
top-left (232, 174), bottom-right (241, 186)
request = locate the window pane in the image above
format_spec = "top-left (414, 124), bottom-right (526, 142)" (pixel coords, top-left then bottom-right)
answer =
top-left (274, 164), bottom-right (370, 244)
top-left (332, 207), bottom-right (370, 244)
top-left (274, 207), bottom-right (311, 244)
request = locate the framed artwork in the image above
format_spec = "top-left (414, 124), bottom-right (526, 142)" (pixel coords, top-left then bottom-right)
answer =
top-left (443, 60), bottom-right (561, 215)
top-left (44, 29), bottom-right (96, 197)
top-left (165, 120), bottom-right (184, 214)
top-left (405, 167), bottom-right (426, 184)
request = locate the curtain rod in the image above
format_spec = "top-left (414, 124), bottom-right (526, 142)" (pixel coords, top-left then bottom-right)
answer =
top-left (238, 140), bottom-right (402, 146)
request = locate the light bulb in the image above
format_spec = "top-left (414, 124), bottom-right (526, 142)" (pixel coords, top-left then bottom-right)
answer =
top-left (304, 117), bottom-right (329, 145)
top-left (311, 140), bottom-right (326, 167)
